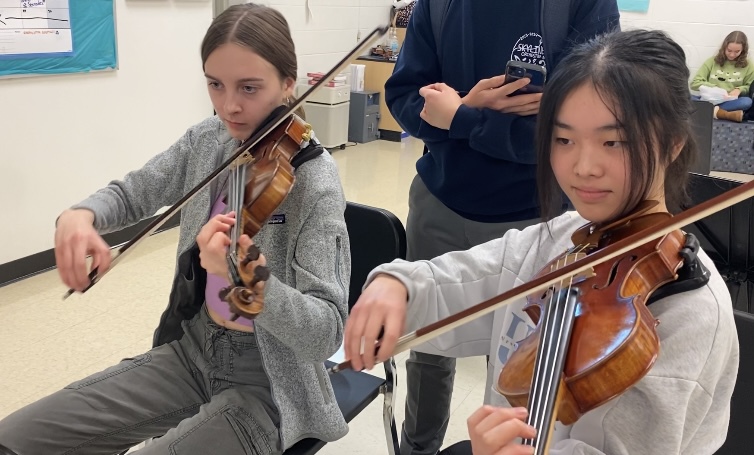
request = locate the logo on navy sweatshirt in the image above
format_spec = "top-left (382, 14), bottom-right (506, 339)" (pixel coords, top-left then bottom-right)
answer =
top-left (511, 32), bottom-right (546, 68)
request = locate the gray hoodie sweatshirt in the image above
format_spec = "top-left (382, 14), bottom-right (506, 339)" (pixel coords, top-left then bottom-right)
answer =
top-left (367, 210), bottom-right (739, 454)
top-left (71, 115), bottom-right (351, 449)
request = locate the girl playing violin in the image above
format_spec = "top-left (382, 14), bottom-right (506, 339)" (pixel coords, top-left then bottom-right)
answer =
top-left (344, 29), bottom-right (739, 454)
top-left (0, 4), bottom-right (350, 455)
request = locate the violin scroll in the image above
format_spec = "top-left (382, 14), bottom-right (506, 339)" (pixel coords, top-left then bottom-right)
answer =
top-left (220, 244), bottom-right (270, 321)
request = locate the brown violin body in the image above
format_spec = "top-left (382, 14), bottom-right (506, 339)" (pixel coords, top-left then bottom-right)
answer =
top-left (239, 112), bottom-right (312, 237)
top-left (497, 202), bottom-right (686, 425)
top-left (220, 113), bottom-right (312, 320)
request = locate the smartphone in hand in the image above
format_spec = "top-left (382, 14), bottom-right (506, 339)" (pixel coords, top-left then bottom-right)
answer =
top-left (504, 61), bottom-right (547, 95)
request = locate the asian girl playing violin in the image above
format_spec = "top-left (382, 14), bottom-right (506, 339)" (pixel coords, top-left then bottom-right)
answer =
top-left (344, 29), bottom-right (739, 454)
top-left (0, 4), bottom-right (350, 455)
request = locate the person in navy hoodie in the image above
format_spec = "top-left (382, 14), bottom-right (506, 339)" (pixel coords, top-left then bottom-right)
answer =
top-left (384, 1), bottom-right (620, 453)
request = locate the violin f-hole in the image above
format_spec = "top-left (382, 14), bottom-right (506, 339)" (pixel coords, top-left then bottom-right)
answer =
top-left (591, 255), bottom-right (638, 290)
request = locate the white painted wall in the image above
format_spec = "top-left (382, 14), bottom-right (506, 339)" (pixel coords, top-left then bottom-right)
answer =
top-left (619, 1), bottom-right (754, 77)
top-left (258, 0), bottom-right (394, 77)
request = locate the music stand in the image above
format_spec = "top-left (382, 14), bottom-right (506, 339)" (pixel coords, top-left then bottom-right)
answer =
top-left (681, 173), bottom-right (754, 312)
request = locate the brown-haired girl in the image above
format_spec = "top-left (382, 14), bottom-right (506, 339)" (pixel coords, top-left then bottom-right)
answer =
top-left (0, 4), bottom-right (350, 454)
top-left (691, 30), bottom-right (753, 122)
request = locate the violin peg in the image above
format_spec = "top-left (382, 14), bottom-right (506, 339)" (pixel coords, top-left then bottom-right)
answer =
top-left (241, 244), bottom-right (261, 267)
top-left (251, 265), bottom-right (271, 287)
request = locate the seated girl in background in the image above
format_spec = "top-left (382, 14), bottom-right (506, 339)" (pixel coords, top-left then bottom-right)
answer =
top-left (691, 30), bottom-right (753, 122)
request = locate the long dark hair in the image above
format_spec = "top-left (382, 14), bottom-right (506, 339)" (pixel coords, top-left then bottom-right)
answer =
top-left (714, 31), bottom-right (749, 68)
top-left (200, 4), bottom-right (305, 118)
top-left (536, 29), bottom-right (697, 221)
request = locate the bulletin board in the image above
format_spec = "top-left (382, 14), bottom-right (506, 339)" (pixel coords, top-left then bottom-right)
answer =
top-left (0, 0), bottom-right (117, 78)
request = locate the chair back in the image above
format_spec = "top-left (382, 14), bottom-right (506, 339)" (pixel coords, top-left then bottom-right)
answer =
top-left (716, 310), bottom-right (752, 454)
top-left (344, 201), bottom-right (407, 310)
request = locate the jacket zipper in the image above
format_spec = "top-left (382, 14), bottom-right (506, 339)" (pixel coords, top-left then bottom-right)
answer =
top-left (314, 364), bottom-right (332, 404)
top-left (335, 236), bottom-right (346, 303)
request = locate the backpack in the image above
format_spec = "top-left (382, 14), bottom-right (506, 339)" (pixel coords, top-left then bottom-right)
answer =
top-left (427, 0), bottom-right (575, 68)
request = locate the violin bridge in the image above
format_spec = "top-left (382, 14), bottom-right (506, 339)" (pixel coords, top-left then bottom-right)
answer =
top-left (552, 252), bottom-right (596, 286)
top-left (230, 151), bottom-right (255, 170)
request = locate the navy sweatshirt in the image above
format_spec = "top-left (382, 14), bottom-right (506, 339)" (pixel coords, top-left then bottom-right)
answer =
top-left (386, 0), bottom-right (620, 222)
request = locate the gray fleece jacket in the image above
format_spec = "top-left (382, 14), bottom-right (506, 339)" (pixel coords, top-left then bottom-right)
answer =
top-left (368, 211), bottom-right (739, 454)
top-left (71, 115), bottom-right (351, 449)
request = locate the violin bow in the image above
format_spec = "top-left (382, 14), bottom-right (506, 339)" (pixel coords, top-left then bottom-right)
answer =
top-left (330, 178), bottom-right (754, 373)
top-left (64, 24), bottom-right (391, 299)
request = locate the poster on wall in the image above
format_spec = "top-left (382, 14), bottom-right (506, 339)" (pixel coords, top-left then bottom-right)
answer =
top-left (0, 0), bottom-right (116, 78)
top-left (0, 0), bottom-right (73, 58)
top-left (617, 0), bottom-right (650, 13)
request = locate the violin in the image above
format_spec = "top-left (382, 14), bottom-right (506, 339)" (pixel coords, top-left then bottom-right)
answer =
top-left (218, 113), bottom-right (312, 321)
top-left (328, 179), bottom-right (754, 451)
top-left (62, 24), bottom-right (391, 305)
top-left (496, 201), bottom-right (685, 452)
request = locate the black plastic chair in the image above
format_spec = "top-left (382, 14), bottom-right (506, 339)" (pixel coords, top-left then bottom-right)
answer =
top-left (122, 201), bottom-right (405, 455)
top-left (715, 310), bottom-right (751, 454)
top-left (284, 201), bottom-right (406, 454)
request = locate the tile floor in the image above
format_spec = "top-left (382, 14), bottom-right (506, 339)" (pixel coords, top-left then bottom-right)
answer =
top-left (0, 136), bottom-right (750, 454)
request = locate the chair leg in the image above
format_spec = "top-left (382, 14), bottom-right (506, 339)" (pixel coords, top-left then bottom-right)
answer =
top-left (381, 357), bottom-right (400, 455)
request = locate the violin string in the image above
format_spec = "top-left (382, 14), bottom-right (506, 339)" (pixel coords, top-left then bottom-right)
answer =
top-left (526, 246), bottom-right (584, 452)
top-left (526, 258), bottom-right (555, 446)
top-left (526, 263), bottom-right (557, 450)
top-left (237, 164), bottom-right (247, 251)
top-left (525, 257), bottom-right (561, 448)
top-left (228, 166), bottom-right (238, 255)
top-left (228, 163), bottom-right (244, 256)
top-left (546, 252), bottom-right (579, 444)
top-left (234, 165), bottom-right (243, 252)
top-left (536, 251), bottom-right (577, 453)
top-left (538, 255), bottom-right (568, 450)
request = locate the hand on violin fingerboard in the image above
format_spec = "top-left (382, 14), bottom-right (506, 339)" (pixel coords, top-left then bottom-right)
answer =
top-left (197, 213), bottom-right (239, 277)
top-left (222, 241), bottom-right (269, 321)
top-left (467, 405), bottom-right (537, 455)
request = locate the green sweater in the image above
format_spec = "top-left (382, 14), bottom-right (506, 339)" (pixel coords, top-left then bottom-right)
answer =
top-left (691, 56), bottom-right (754, 96)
